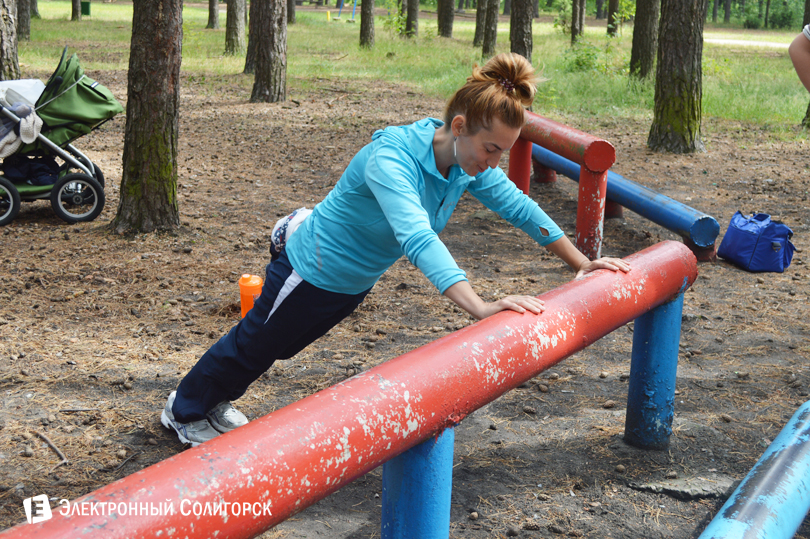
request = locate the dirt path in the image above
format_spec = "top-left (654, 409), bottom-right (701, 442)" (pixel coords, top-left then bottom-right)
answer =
top-left (704, 38), bottom-right (789, 48)
top-left (0, 67), bottom-right (809, 538)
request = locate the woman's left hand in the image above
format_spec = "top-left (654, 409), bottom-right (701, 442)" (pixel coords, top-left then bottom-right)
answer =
top-left (576, 257), bottom-right (632, 278)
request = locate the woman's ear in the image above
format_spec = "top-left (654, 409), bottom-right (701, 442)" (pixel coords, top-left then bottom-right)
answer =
top-left (451, 115), bottom-right (466, 137)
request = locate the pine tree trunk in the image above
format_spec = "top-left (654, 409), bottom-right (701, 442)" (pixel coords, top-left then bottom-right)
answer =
top-left (473, 0), bottom-right (487, 45)
top-left (803, 0), bottom-right (809, 24)
top-left (503, 0), bottom-right (511, 15)
top-left (571, 0), bottom-right (583, 42)
top-left (405, 0), bottom-right (418, 37)
top-left (360, 0), bottom-right (374, 46)
top-left (250, 0), bottom-right (287, 103)
top-left (288, 0), bottom-right (296, 23)
top-left (17, 0), bottom-right (30, 41)
top-left (438, 0), bottom-right (454, 36)
top-left (244, 0), bottom-right (258, 72)
top-left (71, 0), bottom-right (81, 21)
top-left (629, 0), bottom-right (659, 77)
top-left (607, 0), bottom-right (619, 35)
top-left (113, 0), bottom-right (183, 234)
top-left (482, 0), bottom-right (498, 57)
top-left (648, 0), bottom-right (707, 153)
top-left (596, 0), bottom-right (605, 18)
top-left (763, 0), bottom-right (770, 26)
top-left (225, 0), bottom-right (246, 54)
top-left (457, 0), bottom-right (464, 11)
top-left (510, 0), bottom-right (532, 61)
top-left (0, 0), bottom-right (19, 80)
top-left (207, 0), bottom-right (220, 28)
top-left (31, 0), bottom-right (38, 18)
top-left (712, 0), bottom-right (718, 21)
top-left (723, 0), bottom-right (731, 22)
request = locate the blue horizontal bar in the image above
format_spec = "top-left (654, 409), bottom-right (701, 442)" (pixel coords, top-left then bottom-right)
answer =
top-left (698, 400), bottom-right (810, 539)
top-left (531, 144), bottom-right (719, 248)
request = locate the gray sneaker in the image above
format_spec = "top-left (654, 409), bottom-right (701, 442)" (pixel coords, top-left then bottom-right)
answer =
top-left (160, 391), bottom-right (220, 447)
top-left (206, 401), bottom-right (248, 433)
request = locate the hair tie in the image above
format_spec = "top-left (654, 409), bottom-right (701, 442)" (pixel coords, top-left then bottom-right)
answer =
top-left (499, 77), bottom-right (515, 93)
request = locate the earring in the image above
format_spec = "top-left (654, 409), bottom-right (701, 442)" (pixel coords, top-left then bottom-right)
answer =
top-left (453, 136), bottom-right (458, 161)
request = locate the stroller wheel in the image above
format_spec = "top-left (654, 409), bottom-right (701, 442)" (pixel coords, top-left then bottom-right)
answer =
top-left (0, 176), bottom-right (21, 226)
top-left (50, 173), bottom-right (105, 223)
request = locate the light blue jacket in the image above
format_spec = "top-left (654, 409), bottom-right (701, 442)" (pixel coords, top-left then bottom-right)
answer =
top-left (285, 118), bottom-right (564, 295)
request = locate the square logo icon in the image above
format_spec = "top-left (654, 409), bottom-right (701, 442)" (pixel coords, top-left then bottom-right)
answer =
top-left (23, 494), bottom-right (53, 524)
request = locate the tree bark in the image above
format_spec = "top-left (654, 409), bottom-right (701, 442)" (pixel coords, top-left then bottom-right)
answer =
top-left (712, 0), bottom-right (718, 21)
top-left (250, 0), bottom-right (286, 103)
top-left (207, 0), bottom-right (219, 28)
top-left (510, 0), bottom-right (532, 61)
top-left (482, 0), bottom-right (498, 57)
top-left (607, 0), bottom-right (619, 35)
top-left (31, 0), bottom-right (38, 18)
top-left (571, 0), bottom-right (584, 42)
top-left (473, 0), bottom-right (487, 45)
top-left (288, 0), bottom-right (296, 23)
top-left (596, 0), bottom-right (605, 18)
top-left (438, 0), bottom-right (454, 36)
top-left (360, 0), bottom-right (374, 46)
top-left (502, 0), bottom-right (510, 15)
top-left (17, 0), bottom-right (29, 41)
top-left (113, 0), bottom-right (183, 234)
top-left (0, 0), bottom-right (19, 80)
top-left (225, 0), bottom-right (246, 54)
top-left (804, 0), bottom-right (810, 25)
top-left (244, 0), bottom-right (258, 73)
top-left (763, 0), bottom-right (770, 26)
top-left (71, 0), bottom-right (81, 21)
top-left (648, 0), bottom-right (707, 153)
top-left (723, 0), bottom-right (730, 22)
top-left (629, 0), bottom-right (659, 78)
top-left (405, 0), bottom-right (418, 37)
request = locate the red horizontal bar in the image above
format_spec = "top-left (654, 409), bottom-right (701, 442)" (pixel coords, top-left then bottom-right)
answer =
top-left (521, 111), bottom-right (615, 172)
top-left (3, 241), bottom-right (697, 539)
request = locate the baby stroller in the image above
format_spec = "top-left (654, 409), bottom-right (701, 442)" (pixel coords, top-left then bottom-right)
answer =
top-left (0, 47), bottom-right (124, 226)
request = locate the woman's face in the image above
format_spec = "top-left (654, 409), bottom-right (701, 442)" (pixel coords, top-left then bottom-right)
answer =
top-left (455, 116), bottom-right (522, 177)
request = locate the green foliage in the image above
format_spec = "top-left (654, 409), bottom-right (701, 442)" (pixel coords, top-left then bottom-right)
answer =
top-left (768, 1), bottom-right (795, 29)
top-left (381, 0), bottom-right (407, 36)
top-left (552, 0), bottom-right (572, 35)
top-left (19, 2), bottom-right (810, 135)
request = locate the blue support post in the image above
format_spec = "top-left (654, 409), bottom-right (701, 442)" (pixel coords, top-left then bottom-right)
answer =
top-left (698, 400), bottom-right (810, 539)
top-left (624, 293), bottom-right (685, 449)
top-left (350, 0), bottom-right (358, 20)
top-left (381, 428), bottom-right (454, 539)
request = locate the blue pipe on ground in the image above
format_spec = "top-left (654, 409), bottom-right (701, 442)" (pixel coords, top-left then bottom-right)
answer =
top-left (531, 143), bottom-right (720, 249)
top-left (698, 400), bottom-right (810, 539)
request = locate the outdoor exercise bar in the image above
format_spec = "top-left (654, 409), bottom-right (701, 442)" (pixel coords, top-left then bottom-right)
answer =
top-left (531, 143), bottom-right (720, 261)
top-left (2, 241), bottom-right (697, 539)
top-left (698, 400), bottom-right (810, 539)
top-left (508, 111), bottom-right (615, 260)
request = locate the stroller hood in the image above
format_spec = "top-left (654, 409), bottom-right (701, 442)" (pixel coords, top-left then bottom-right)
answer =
top-left (22, 47), bottom-right (124, 152)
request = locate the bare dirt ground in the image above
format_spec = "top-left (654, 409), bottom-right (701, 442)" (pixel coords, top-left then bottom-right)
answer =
top-left (1, 62), bottom-right (810, 539)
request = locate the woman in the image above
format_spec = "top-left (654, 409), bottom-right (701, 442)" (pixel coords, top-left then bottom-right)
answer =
top-left (161, 53), bottom-right (631, 446)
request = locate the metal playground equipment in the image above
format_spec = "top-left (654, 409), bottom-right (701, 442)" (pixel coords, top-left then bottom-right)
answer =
top-left (1, 241), bottom-right (698, 539)
top-left (507, 111), bottom-right (720, 262)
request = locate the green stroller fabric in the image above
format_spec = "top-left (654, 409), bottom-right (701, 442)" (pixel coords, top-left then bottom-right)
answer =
top-left (19, 47), bottom-right (124, 153)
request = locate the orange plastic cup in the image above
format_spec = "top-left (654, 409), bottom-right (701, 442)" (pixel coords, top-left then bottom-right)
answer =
top-left (238, 274), bottom-right (264, 318)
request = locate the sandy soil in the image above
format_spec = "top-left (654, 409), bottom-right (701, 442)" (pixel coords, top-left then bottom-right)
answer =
top-left (1, 63), bottom-right (809, 539)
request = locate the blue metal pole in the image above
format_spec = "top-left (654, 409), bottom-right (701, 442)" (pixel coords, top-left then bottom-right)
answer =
top-left (531, 143), bottom-right (719, 249)
top-left (350, 0), bottom-right (358, 20)
top-left (698, 401), bottom-right (810, 539)
top-left (337, 0), bottom-right (344, 18)
top-left (381, 428), bottom-right (454, 539)
top-left (624, 292), bottom-right (685, 449)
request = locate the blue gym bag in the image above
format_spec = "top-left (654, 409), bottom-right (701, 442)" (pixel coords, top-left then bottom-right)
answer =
top-left (717, 212), bottom-right (795, 273)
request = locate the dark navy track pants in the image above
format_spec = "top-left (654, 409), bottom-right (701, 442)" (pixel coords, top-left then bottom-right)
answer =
top-left (172, 251), bottom-right (370, 423)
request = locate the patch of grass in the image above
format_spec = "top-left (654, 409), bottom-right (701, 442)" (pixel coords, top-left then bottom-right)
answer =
top-left (19, 2), bottom-right (810, 133)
